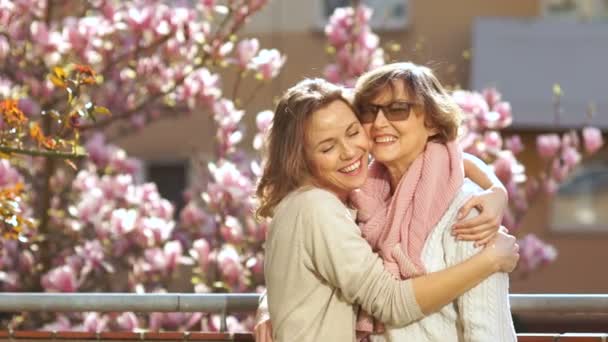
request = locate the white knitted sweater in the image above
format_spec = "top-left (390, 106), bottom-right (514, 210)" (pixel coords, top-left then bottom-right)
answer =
top-left (370, 179), bottom-right (517, 342)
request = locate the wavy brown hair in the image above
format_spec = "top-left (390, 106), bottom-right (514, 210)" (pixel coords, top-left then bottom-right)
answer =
top-left (255, 78), bottom-right (354, 219)
top-left (354, 62), bottom-right (462, 143)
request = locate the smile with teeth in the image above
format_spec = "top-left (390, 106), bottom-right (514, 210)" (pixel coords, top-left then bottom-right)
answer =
top-left (339, 159), bottom-right (361, 173)
top-left (374, 135), bottom-right (397, 143)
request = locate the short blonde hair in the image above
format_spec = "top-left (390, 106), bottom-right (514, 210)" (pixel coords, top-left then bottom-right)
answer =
top-left (354, 62), bottom-right (462, 143)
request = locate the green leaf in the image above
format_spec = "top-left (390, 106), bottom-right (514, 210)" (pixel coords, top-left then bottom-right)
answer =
top-left (94, 106), bottom-right (111, 116)
top-left (66, 87), bottom-right (74, 104)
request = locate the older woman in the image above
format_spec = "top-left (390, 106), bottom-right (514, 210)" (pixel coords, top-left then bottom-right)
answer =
top-left (352, 62), bottom-right (516, 341)
top-left (256, 78), bottom-right (518, 342)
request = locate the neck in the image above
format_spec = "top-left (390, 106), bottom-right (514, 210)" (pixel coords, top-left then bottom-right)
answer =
top-left (384, 144), bottom-right (428, 192)
top-left (303, 177), bottom-right (349, 204)
top-left (384, 161), bottom-right (410, 192)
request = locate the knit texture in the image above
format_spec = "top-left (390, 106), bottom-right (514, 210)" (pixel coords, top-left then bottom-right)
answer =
top-left (369, 180), bottom-right (516, 342)
top-left (350, 141), bottom-right (464, 336)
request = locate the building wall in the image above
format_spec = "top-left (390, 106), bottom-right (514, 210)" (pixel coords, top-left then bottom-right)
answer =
top-left (117, 1), bottom-right (608, 293)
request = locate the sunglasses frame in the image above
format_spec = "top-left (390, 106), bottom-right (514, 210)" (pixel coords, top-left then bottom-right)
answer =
top-left (357, 101), bottom-right (417, 124)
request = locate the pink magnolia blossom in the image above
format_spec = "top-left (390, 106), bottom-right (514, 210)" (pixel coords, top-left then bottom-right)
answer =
top-left (492, 154), bottom-right (514, 185)
top-left (536, 134), bottom-right (561, 159)
top-left (325, 23), bottom-right (349, 47)
top-left (518, 234), bottom-right (557, 273)
top-left (42, 265), bottom-right (78, 292)
top-left (0, 35), bottom-right (8, 59)
top-left (582, 126), bottom-right (604, 154)
top-left (245, 254), bottom-right (264, 280)
top-left (483, 131), bottom-right (503, 151)
top-left (253, 110), bottom-right (273, 150)
top-left (213, 99), bottom-right (244, 129)
top-left (220, 215), bottom-right (244, 244)
top-left (323, 63), bottom-right (341, 84)
top-left (208, 161), bottom-right (253, 202)
top-left (191, 238), bottom-right (211, 270)
top-left (216, 245), bottom-right (243, 286)
top-left (115, 312), bottom-right (139, 331)
top-left (452, 90), bottom-right (489, 119)
top-left (483, 88), bottom-right (502, 108)
top-left (109, 208), bottom-right (138, 236)
top-left (561, 146), bottom-right (581, 168)
top-left (505, 135), bottom-right (524, 155)
top-left (127, 7), bottom-right (153, 31)
top-left (251, 49), bottom-right (286, 80)
top-left (82, 312), bottom-right (109, 333)
top-left (543, 178), bottom-right (558, 195)
top-left (42, 315), bottom-right (73, 331)
top-left (163, 240), bottom-right (184, 271)
top-left (137, 217), bottom-right (175, 247)
top-left (0, 159), bottom-right (23, 188)
top-left (236, 38), bottom-right (259, 68)
top-left (180, 202), bottom-right (208, 228)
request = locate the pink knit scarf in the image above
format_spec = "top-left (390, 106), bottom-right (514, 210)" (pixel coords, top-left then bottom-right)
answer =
top-left (350, 141), bottom-right (464, 338)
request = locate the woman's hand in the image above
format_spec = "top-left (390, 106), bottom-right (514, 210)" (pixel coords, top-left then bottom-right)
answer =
top-left (452, 187), bottom-right (508, 247)
top-left (254, 319), bottom-right (273, 342)
top-left (482, 228), bottom-right (520, 273)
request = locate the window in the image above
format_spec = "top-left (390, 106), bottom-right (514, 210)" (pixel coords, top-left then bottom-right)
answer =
top-left (542, 0), bottom-right (608, 20)
top-left (144, 160), bottom-right (189, 216)
top-left (550, 154), bottom-right (608, 233)
top-left (316, 0), bottom-right (409, 30)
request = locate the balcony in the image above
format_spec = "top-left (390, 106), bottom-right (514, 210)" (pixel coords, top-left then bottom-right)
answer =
top-left (1, 293), bottom-right (607, 341)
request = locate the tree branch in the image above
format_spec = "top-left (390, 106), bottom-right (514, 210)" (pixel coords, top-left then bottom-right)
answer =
top-left (0, 146), bottom-right (87, 159)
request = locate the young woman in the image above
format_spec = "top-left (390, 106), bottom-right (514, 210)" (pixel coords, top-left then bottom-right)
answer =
top-left (255, 78), bottom-right (518, 342)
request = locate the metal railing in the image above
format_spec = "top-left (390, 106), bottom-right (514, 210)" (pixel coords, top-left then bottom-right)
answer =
top-left (1, 293), bottom-right (608, 335)
top-left (2, 293), bottom-right (608, 315)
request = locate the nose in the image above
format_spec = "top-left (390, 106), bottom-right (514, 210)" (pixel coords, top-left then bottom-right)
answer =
top-left (340, 141), bottom-right (357, 160)
top-left (373, 108), bottom-right (389, 128)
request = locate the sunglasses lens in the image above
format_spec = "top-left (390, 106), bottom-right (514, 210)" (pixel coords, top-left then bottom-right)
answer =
top-left (359, 111), bottom-right (376, 123)
top-left (386, 108), bottom-right (410, 121)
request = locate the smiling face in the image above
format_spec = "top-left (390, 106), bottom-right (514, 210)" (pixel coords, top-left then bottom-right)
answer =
top-left (304, 99), bottom-right (369, 201)
top-left (362, 80), bottom-right (437, 173)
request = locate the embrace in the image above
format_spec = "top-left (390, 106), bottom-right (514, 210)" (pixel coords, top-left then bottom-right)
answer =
top-left (254, 62), bottom-right (518, 342)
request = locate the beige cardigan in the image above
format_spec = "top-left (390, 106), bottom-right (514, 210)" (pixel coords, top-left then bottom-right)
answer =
top-left (264, 187), bottom-right (423, 342)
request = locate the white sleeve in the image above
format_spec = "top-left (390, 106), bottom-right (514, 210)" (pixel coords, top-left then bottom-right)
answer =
top-left (443, 208), bottom-right (517, 342)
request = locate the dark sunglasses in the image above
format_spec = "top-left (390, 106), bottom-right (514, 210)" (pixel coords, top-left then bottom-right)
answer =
top-left (357, 101), bottom-right (415, 124)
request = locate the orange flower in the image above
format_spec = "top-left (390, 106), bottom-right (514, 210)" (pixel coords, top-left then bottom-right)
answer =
top-left (74, 64), bottom-right (97, 85)
top-left (0, 99), bottom-right (28, 126)
top-left (29, 122), bottom-right (57, 149)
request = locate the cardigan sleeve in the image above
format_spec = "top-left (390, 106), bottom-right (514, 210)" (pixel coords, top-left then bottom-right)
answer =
top-left (299, 189), bottom-right (424, 327)
top-left (443, 207), bottom-right (517, 341)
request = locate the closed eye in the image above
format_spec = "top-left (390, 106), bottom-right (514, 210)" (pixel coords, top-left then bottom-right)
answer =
top-left (321, 145), bottom-right (334, 153)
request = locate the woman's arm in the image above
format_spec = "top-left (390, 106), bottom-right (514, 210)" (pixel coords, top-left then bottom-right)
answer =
top-left (463, 153), bottom-right (506, 193)
top-left (454, 153), bottom-right (509, 245)
top-left (302, 190), bottom-right (518, 324)
top-left (411, 231), bottom-right (517, 315)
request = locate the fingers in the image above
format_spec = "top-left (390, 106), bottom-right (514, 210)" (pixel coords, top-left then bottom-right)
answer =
top-left (454, 211), bottom-right (500, 231)
top-left (453, 220), bottom-right (496, 235)
top-left (456, 196), bottom-right (477, 220)
top-left (473, 231), bottom-right (497, 247)
top-left (454, 226), bottom-right (496, 244)
top-left (254, 323), bottom-right (272, 342)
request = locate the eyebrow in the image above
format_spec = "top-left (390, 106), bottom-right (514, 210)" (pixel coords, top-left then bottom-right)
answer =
top-left (315, 121), bottom-right (359, 148)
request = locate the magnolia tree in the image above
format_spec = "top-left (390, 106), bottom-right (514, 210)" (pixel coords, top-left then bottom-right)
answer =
top-left (323, 5), bottom-right (605, 275)
top-left (0, 0), bottom-right (605, 333)
top-left (1, 0), bottom-right (281, 332)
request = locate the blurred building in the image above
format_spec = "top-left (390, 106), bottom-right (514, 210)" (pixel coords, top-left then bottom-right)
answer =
top-left (118, 0), bottom-right (608, 294)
